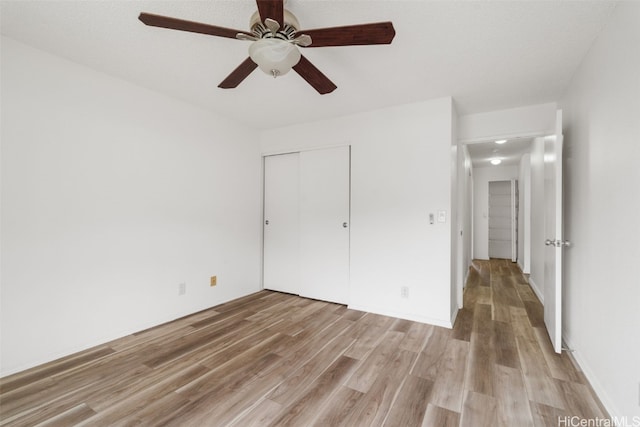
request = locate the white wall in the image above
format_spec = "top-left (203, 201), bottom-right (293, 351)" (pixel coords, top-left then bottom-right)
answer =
top-left (559, 2), bottom-right (640, 418)
top-left (0, 37), bottom-right (263, 376)
top-left (260, 98), bottom-right (455, 327)
top-left (459, 103), bottom-right (557, 143)
top-left (471, 165), bottom-right (519, 260)
top-left (517, 153), bottom-right (531, 274)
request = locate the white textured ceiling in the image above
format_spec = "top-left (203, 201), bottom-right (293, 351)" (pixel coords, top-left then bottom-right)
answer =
top-left (0, 0), bottom-right (616, 130)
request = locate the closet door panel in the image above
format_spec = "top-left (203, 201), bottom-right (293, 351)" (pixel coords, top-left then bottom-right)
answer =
top-left (263, 153), bottom-right (300, 294)
top-left (488, 180), bottom-right (513, 259)
top-left (299, 146), bottom-right (350, 304)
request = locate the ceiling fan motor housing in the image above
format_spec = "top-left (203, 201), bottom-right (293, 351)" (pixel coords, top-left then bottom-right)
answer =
top-left (249, 9), bottom-right (299, 40)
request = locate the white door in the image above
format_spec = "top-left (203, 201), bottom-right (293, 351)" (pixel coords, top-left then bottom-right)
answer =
top-left (543, 110), bottom-right (567, 353)
top-left (488, 180), bottom-right (513, 259)
top-left (263, 153), bottom-right (300, 295)
top-left (299, 146), bottom-right (350, 304)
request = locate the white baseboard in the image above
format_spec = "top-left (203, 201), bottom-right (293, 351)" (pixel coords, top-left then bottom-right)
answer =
top-left (528, 276), bottom-right (544, 304)
top-left (347, 304), bottom-right (453, 329)
top-left (450, 306), bottom-right (459, 326)
top-left (562, 334), bottom-right (621, 419)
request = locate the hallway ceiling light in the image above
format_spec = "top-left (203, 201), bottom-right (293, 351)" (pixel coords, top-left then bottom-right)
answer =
top-left (495, 139), bottom-right (507, 144)
top-left (490, 158), bottom-right (502, 165)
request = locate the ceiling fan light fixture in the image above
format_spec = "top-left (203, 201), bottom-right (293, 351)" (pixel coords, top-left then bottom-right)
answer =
top-left (249, 38), bottom-right (300, 77)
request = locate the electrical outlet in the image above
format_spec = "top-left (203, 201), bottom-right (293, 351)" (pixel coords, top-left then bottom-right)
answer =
top-left (210, 276), bottom-right (217, 287)
top-left (401, 286), bottom-right (409, 298)
top-left (178, 282), bottom-right (186, 296)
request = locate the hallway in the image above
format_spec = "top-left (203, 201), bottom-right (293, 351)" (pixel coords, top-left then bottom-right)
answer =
top-left (454, 259), bottom-right (607, 425)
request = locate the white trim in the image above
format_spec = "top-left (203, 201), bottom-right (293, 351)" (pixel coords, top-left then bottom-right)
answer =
top-left (562, 334), bottom-right (619, 419)
top-left (261, 141), bottom-right (351, 157)
top-left (460, 130), bottom-right (552, 145)
top-left (450, 306), bottom-right (460, 325)
top-left (529, 276), bottom-right (544, 304)
top-left (347, 304), bottom-right (453, 329)
top-left (463, 267), bottom-right (470, 287)
top-left (511, 178), bottom-right (518, 262)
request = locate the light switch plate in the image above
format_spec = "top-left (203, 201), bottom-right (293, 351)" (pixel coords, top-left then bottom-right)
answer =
top-left (437, 210), bottom-right (446, 223)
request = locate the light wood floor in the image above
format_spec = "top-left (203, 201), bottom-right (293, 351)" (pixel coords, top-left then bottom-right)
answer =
top-left (1, 259), bottom-right (607, 426)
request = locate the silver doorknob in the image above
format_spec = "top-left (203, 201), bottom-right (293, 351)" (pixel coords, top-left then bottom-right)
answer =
top-left (343, 222), bottom-right (348, 228)
top-left (545, 239), bottom-right (571, 247)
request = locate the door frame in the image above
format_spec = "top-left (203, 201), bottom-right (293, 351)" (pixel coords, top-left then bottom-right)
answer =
top-left (456, 120), bottom-right (561, 311)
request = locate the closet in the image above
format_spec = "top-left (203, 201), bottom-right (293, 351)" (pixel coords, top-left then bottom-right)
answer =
top-left (263, 146), bottom-right (350, 304)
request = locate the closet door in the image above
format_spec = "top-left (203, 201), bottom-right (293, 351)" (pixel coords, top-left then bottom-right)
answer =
top-left (488, 179), bottom-right (518, 260)
top-left (488, 180), bottom-right (513, 259)
top-left (299, 146), bottom-right (350, 304)
top-left (263, 153), bottom-right (300, 294)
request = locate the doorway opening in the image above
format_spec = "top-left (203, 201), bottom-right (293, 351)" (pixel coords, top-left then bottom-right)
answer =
top-left (456, 108), bottom-right (565, 353)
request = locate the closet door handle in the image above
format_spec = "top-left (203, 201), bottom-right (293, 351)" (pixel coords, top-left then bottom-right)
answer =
top-left (265, 220), bottom-right (269, 225)
top-left (343, 222), bottom-right (348, 228)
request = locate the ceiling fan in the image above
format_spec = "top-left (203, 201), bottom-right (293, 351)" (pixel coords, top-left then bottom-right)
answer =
top-left (138, 0), bottom-right (395, 94)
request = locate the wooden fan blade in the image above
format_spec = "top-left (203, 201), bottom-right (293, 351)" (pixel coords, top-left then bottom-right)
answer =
top-left (298, 22), bottom-right (396, 47)
top-left (293, 55), bottom-right (337, 95)
top-left (218, 58), bottom-right (258, 89)
top-left (256, 0), bottom-right (284, 26)
top-left (139, 12), bottom-right (253, 40)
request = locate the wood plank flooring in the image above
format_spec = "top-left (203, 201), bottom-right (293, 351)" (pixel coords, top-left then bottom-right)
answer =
top-left (0, 259), bottom-right (607, 426)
